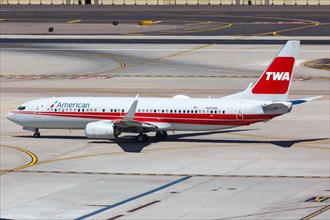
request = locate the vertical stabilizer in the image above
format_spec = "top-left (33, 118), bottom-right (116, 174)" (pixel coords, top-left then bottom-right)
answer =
top-left (224, 40), bottom-right (300, 101)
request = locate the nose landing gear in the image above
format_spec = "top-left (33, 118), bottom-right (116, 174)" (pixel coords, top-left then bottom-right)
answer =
top-left (33, 129), bottom-right (40, 138)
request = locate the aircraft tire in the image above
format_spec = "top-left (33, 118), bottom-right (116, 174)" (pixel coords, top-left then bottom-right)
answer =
top-left (33, 132), bottom-right (40, 138)
top-left (137, 134), bottom-right (148, 143)
top-left (156, 131), bottom-right (167, 139)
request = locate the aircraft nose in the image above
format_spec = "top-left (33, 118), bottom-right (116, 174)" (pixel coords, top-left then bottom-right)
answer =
top-left (7, 112), bottom-right (16, 122)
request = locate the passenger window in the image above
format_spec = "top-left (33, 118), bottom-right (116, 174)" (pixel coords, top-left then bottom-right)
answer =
top-left (82, 109), bottom-right (84, 112)
top-left (174, 110), bottom-right (177, 113)
top-left (103, 109), bottom-right (105, 112)
top-left (162, 110), bottom-right (164, 113)
top-left (154, 110), bottom-right (156, 113)
top-left (78, 109), bottom-right (80, 112)
top-left (183, 110), bottom-right (185, 113)
top-left (223, 110), bottom-right (225, 114)
top-left (210, 110), bottom-right (213, 114)
top-left (195, 110), bottom-right (198, 113)
top-left (170, 110), bottom-right (173, 113)
top-left (122, 109), bottom-right (124, 112)
top-left (214, 110), bottom-right (217, 114)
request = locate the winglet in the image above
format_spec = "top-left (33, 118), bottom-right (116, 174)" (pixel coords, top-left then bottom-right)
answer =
top-left (289, 96), bottom-right (322, 105)
top-left (123, 100), bottom-right (138, 121)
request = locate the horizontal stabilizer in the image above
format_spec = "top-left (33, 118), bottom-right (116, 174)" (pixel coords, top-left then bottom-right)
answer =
top-left (289, 96), bottom-right (322, 105)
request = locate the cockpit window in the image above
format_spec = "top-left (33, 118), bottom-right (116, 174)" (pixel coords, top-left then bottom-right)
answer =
top-left (17, 106), bottom-right (26, 110)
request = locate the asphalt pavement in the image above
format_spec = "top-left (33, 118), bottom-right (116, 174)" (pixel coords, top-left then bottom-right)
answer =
top-left (1, 5), bottom-right (329, 37)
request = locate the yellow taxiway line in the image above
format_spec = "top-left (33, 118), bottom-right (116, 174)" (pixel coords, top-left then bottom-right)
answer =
top-left (0, 144), bottom-right (38, 175)
top-left (67, 19), bottom-right (82, 24)
top-left (301, 205), bottom-right (330, 220)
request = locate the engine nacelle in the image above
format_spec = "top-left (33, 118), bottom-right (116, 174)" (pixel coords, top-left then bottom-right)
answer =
top-left (85, 121), bottom-right (119, 139)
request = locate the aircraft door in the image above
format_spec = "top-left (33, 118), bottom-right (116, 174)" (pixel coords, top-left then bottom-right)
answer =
top-left (236, 107), bottom-right (244, 120)
top-left (34, 106), bottom-right (41, 118)
top-left (120, 109), bottom-right (125, 117)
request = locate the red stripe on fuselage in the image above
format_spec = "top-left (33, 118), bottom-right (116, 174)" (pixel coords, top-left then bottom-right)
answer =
top-left (12, 111), bottom-right (280, 126)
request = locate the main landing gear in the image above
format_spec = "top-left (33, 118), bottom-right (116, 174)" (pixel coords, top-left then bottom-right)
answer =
top-left (136, 133), bottom-right (148, 143)
top-left (136, 131), bottom-right (168, 143)
top-left (33, 129), bottom-right (40, 138)
top-left (156, 131), bottom-right (167, 140)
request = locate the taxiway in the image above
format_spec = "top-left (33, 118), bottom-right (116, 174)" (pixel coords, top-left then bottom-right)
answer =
top-left (1, 42), bottom-right (329, 219)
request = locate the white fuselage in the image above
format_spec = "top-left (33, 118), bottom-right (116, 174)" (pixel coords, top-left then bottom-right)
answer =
top-left (7, 97), bottom-right (286, 132)
top-left (6, 41), bottom-right (301, 143)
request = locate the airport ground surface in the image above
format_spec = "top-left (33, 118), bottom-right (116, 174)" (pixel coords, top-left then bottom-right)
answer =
top-left (1, 5), bottom-right (329, 36)
top-left (1, 42), bottom-right (329, 219)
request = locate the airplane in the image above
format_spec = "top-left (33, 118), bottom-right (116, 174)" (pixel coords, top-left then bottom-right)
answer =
top-left (7, 40), bottom-right (321, 143)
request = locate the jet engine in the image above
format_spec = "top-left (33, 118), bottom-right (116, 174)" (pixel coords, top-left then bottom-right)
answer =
top-left (85, 121), bottom-right (119, 139)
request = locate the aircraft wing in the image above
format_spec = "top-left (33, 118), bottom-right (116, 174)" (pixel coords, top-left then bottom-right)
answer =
top-left (115, 120), bottom-right (158, 129)
top-left (113, 99), bottom-right (158, 131)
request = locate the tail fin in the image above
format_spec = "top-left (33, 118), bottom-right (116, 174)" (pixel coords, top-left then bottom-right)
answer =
top-left (225, 40), bottom-right (300, 101)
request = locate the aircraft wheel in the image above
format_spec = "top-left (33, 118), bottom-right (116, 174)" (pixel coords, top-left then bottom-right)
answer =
top-left (33, 132), bottom-right (40, 138)
top-left (137, 134), bottom-right (148, 143)
top-left (156, 131), bottom-right (167, 139)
